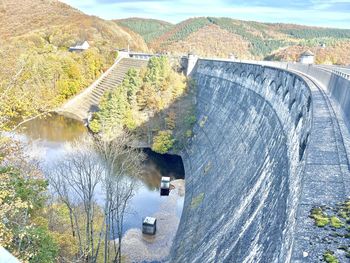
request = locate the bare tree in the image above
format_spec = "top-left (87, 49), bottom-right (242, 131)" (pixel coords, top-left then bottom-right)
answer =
top-left (48, 131), bottom-right (145, 263)
top-left (47, 136), bottom-right (104, 262)
top-left (110, 175), bottom-right (136, 263)
top-left (93, 130), bottom-right (145, 263)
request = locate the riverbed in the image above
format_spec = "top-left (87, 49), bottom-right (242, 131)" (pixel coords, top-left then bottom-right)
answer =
top-left (14, 114), bottom-right (185, 262)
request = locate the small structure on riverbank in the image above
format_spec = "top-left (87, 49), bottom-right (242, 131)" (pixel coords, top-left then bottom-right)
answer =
top-left (160, 176), bottom-right (171, 196)
top-left (142, 217), bottom-right (157, 235)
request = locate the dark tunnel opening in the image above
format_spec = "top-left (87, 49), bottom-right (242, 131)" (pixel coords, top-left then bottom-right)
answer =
top-left (142, 148), bottom-right (185, 180)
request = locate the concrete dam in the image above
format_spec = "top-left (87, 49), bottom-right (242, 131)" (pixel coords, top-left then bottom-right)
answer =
top-left (57, 55), bottom-right (350, 262)
top-left (171, 59), bottom-right (350, 262)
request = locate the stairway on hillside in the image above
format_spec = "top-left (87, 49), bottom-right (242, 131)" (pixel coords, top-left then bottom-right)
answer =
top-left (59, 58), bottom-right (148, 121)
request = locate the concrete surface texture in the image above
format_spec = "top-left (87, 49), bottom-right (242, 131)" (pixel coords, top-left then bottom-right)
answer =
top-left (171, 59), bottom-right (350, 262)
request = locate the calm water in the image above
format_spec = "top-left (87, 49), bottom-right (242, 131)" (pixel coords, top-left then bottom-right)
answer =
top-left (15, 114), bottom-right (185, 262)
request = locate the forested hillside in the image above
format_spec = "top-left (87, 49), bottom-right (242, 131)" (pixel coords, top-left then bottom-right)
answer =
top-left (116, 18), bottom-right (173, 43)
top-left (117, 17), bottom-right (350, 64)
top-left (0, 0), bottom-right (148, 130)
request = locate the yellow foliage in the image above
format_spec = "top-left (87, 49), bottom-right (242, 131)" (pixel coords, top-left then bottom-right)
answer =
top-left (152, 130), bottom-right (175, 154)
top-left (165, 111), bottom-right (176, 130)
top-left (51, 232), bottom-right (78, 260)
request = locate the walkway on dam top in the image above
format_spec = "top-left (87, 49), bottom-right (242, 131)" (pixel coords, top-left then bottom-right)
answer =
top-left (249, 60), bottom-right (350, 261)
top-left (286, 68), bottom-right (350, 261)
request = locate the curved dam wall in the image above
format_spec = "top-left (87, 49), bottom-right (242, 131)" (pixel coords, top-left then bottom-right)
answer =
top-left (172, 60), bottom-right (313, 262)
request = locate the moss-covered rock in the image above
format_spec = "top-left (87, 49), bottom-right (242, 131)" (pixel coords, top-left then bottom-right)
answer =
top-left (310, 207), bottom-right (329, 227)
top-left (330, 216), bottom-right (344, 228)
top-left (323, 250), bottom-right (339, 263)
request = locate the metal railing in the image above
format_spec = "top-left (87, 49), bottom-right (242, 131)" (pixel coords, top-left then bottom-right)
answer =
top-left (315, 65), bottom-right (350, 80)
top-left (331, 69), bottom-right (350, 80)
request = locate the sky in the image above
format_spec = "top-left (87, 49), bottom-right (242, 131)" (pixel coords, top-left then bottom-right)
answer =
top-left (60, 0), bottom-right (350, 28)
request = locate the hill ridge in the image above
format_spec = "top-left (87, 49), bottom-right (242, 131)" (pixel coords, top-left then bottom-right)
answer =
top-left (116, 17), bottom-right (350, 64)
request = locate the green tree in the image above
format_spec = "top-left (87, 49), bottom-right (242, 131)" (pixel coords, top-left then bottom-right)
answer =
top-left (143, 56), bottom-right (171, 92)
top-left (152, 130), bottom-right (175, 154)
top-left (97, 87), bottom-right (131, 135)
top-left (122, 68), bottom-right (142, 106)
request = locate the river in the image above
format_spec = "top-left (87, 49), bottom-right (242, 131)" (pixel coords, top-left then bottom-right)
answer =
top-left (14, 114), bottom-right (185, 262)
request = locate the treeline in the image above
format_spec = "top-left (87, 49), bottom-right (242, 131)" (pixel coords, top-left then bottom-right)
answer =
top-left (89, 56), bottom-right (195, 154)
top-left (206, 18), bottom-right (350, 58)
top-left (280, 28), bottom-right (350, 39)
top-left (208, 17), bottom-right (288, 57)
top-left (119, 16), bottom-right (350, 63)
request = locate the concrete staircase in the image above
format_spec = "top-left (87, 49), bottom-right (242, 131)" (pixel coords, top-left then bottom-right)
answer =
top-left (58, 58), bottom-right (148, 121)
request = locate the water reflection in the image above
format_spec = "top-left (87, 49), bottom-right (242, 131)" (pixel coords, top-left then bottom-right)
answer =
top-left (14, 114), bottom-right (185, 262)
top-left (19, 113), bottom-right (87, 142)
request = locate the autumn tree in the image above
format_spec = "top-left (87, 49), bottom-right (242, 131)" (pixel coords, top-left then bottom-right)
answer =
top-left (152, 130), bottom-right (175, 154)
top-left (0, 138), bottom-right (58, 262)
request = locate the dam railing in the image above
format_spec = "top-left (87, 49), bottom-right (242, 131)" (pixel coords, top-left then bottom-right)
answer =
top-left (315, 65), bottom-right (350, 80)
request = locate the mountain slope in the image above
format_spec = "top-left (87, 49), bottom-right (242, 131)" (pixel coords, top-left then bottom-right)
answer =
top-left (121, 17), bottom-right (350, 64)
top-left (0, 0), bottom-right (148, 129)
top-left (0, 0), bottom-right (147, 49)
top-left (156, 23), bottom-right (251, 58)
top-left (115, 18), bottom-right (173, 43)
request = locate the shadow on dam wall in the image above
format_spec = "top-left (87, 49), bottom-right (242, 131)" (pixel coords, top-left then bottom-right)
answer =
top-left (171, 60), bottom-right (313, 262)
